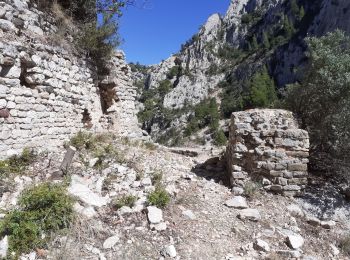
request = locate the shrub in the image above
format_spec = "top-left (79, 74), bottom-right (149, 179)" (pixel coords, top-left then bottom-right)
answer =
top-left (147, 186), bottom-right (170, 208)
top-left (112, 195), bottom-right (137, 209)
top-left (243, 181), bottom-right (260, 199)
top-left (143, 142), bottom-right (157, 151)
top-left (0, 183), bottom-right (74, 257)
top-left (69, 131), bottom-right (95, 150)
top-left (339, 234), bottom-right (350, 256)
top-left (158, 79), bottom-right (173, 97)
top-left (167, 66), bottom-right (181, 79)
top-left (0, 148), bottom-right (37, 176)
top-left (213, 129), bottom-right (227, 146)
top-left (151, 171), bottom-right (163, 186)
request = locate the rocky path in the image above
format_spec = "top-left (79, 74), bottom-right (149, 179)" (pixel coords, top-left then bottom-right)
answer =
top-left (0, 137), bottom-right (349, 259)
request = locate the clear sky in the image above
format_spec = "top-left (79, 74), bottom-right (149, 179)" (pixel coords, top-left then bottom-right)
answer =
top-left (118, 0), bottom-right (230, 65)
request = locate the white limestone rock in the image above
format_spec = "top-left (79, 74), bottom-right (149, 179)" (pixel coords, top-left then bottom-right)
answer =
top-left (103, 235), bottom-right (120, 249)
top-left (147, 206), bottom-right (163, 224)
top-left (286, 234), bottom-right (304, 249)
top-left (224, 196), bottom-right (248, 209)
top-left (0, 236), bottom-right (8, 259)
top-left (253, 239), bottom-right (270, 252)
top-left (163, 245), bottom-right (177, 258)
top-left (238, 209), bottom-right (261, 221)
top-left (68, 176), bottom-right (108, 207)
top-left (182, 209), bottom-right (196, 220)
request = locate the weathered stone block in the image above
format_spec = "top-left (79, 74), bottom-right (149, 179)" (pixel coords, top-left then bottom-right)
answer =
top-left (288, 163), bottom-right (308, 171)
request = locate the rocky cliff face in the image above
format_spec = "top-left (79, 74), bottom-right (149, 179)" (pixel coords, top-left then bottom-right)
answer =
top-left (0, 0), bottom-right (143, 159)
top-left (136, 0), bottom-right (350, 146)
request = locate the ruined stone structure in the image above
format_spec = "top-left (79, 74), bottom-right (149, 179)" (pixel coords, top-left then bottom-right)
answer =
top-left (226, 109), bottom-right (309, 196)
top-left (0, 0), bottom-right (143, 159)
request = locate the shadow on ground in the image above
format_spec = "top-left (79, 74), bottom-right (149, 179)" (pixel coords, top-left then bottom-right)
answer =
top-left (297, 175), bottom-right (350, 220)
top-left (191, 156), bottom-right (231, 187)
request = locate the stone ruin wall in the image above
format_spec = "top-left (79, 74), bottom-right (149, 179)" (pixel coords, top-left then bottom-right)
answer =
top-left (226, 109), bottom-right (309, 196)
top-left (0, 0), bottom-right (143, 159)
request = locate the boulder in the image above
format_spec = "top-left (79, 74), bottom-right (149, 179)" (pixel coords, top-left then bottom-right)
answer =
top-left (225, 196), bottom-right (248, 209)
top-left (147, 206), bottom-right (163, 224)
top-left (103, 235), bottom-right (120, 249)
top-left (182, 209), bottom-right (196, 220)
top-left (286, 234), bottom-right (304, 249)
top-left (253, 239), bottom-right (270, 252)
top-left (0, 236), bottom-right (8, 258)
top-left (238, 209), bottom-right (261, 221)
top-left (163, 245), bottom-right (177, 258)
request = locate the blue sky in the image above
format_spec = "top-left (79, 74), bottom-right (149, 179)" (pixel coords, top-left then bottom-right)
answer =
top-left (118, 0), bottom-right (230, 65)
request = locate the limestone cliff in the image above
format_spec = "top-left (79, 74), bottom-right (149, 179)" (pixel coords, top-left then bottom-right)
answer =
top-left (136, 0), bottom-right (350, 146)
top-left (0, 0), bottom-right (143, 159)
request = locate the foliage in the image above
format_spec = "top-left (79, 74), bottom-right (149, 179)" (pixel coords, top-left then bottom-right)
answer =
top-left (147, 186), bottom-right (170, 208)
top-left (339, 234), bottom-right (350, 256)
top-left (167, 66), bottom-right (181, 79)
top-left (213, 129), bottom-right (227, 146)
top-left (245, 67), bottom-right (277, 108)
top-left (112, 195), bottom-right (137, 209)
top-left (129, 62), bottom-right (148, 74)
top-left (283, 15), bottom-right (295, 39)
top-left (69, 131), bottom-right (96, 150)
top-left (243, 181), bottom-right (260, 199)
top-left (180, 33), bottom-right (199, 52)
top-left (217, 44), bottom-right (245, 61)
top-left (219, 80), bottom-right (244, 118)
top-left (158, 79), bottom-right (173, 97)
top-left (0, 148), bottom-right (37, 176)
top-left (240, 8), bottom-right (264, 27)
top-left (283, 30), bottom-right (350, 171)
top-left (263, 31), bottom-right (270, 49)
top-left (185, 98), bottom-right (220, 136)
top-left (0, 183), bottom-right (74, 256)
top-left (36, 0), bottom-right (134, 70)
top-left (151, 171), bottom-right (163, 186)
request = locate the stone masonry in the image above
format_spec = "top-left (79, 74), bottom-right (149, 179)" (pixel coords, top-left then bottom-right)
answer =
top-left (0, 0), bottom-right (143, 159)
top-left (226, 109), bottom-right (309, 196)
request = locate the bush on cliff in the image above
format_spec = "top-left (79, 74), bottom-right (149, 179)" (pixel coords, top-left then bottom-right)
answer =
top-left (35, 0), bottom-right (133, 66)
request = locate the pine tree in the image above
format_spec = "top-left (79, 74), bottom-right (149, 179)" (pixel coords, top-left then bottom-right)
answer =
top-left (291, 0), bottom-right (300, 17)
top-left (299, 6), bottom-right (305, 21)
top-left (252, 35), bottom-right (259, 50)
top-left (246, 66), bottom-right (277, 108)
top-left (263, 31), bottom-right (270, 50)
top-left (283, 15), bottom-right (295, 39)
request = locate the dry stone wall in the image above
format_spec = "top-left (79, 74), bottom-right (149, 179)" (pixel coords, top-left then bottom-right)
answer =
top-left (226, 109), bottom-right (309, 196)
top-left (0, 0), bottom-right (142, 159)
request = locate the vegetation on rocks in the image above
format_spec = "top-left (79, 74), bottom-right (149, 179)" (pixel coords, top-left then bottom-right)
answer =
top-left (112, 195), bottom-right (137, 209)
top-left (0, 148), bottom-right (37, 176)
top-left (147, 186), bottom-right (170, 208)
top-left (0, 183), bottom-right (74, 257)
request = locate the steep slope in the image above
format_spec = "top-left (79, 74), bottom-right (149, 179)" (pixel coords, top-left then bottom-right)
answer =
top-left (135, 0), bottom-right (350, 146)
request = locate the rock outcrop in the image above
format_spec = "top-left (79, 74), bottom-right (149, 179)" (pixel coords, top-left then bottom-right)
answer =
top-left (137, 0), bottom-right (350, 144)
top-left (0, 0), bottom-right (143, 159)
top-left (226, 109), bottom-right (309, 196)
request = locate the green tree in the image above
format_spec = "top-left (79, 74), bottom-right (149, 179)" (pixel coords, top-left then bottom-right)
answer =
top-left (291, 0), bottom-right (300, 17)
top-left (299, 6), bottom-right (305, 20)
top-left (263, 31), bottom-right (270, 49)
top-left (283, 15), bottom-right (295, 39)
top-left (251, 35), bottom-right (259, 50)
top-left (284, 30), bottom-right (350, 175)
top-left (245, 67), bottom-right (277, 108)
